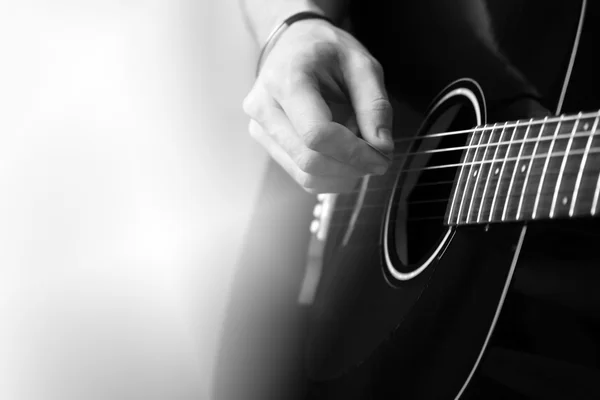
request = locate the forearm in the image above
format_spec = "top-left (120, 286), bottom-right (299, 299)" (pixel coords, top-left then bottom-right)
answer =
top-left (240, 0), bottom-right (348, 45)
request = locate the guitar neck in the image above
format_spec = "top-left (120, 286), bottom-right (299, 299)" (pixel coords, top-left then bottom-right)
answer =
top-left (446, 110), bottom-right (600, 226)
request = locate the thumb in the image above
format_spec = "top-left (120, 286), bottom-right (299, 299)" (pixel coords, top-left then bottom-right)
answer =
top-left (343, 56), bottom-right (394, 156)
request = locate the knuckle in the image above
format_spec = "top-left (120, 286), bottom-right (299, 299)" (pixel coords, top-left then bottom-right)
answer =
top-left (309, 40), bottom-right (340, 63)
top-left (294, 151), bottom-right (320, 174)
top-left (261, 67), bottom-right (280, 95)
top-left (281, 71), bottom-right (310, 97)
top-left (353, 54), bottom-right (376, 73)
top-left (352, 54), bottom-right (386, 83)
top-left (242, 90), bottom-right (269, 123)
top-left (242, 90), bottom-right (259, 117)
top-left (369, 97), bottom-right (392, 113)
top-left (302, 125), bottom-right (327, 150)
top-left (265, 61), bottom-right (316, 100)
top-left (296, 172), bottom-right (316, 190)
top-left (370, 57), bottom-right (384, 77)
top-left (241, 93), bottom-right (253, 116)
top-left (295, 39), bottom-right (337, 68)
top-left (247, 120), bottom-right (262, 139)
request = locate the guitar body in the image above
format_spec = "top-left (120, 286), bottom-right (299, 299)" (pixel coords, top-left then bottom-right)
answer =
top-left (214, 1), bottom-right (600, 399)
top-left (305, 79), bottom-right (526, 400)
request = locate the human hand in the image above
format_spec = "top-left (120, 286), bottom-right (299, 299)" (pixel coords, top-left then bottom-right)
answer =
top-left (243, 18), bottom-right (394, 194)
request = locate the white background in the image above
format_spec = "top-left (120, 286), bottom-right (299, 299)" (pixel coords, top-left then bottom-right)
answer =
top-left (0, 1), bottom-right (266, 398)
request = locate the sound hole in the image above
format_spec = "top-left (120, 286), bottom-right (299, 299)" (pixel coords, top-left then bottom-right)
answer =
top-left (387, 98), bottom-right (479, 280)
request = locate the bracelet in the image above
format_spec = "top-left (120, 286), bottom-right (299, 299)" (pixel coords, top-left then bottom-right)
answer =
top-left (255, 11), bottom-right (334, 77)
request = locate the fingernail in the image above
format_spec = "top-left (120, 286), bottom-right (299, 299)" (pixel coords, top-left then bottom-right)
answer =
top-left (377, 128), bottom-right (394, 156)
top-left (377, 128), bottom-right (393, 143)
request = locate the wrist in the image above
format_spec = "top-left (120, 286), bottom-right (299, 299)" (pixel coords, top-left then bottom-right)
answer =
top-left (255, 11), bottom-right (335, 77)
top-left (253, 1), bottom-right (327, 45)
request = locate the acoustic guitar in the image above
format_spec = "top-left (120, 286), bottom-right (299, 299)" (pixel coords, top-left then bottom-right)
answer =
top-left (299, 1), bottom-right (600, 399)
top-left (214, 1), bottom-right (599, 399)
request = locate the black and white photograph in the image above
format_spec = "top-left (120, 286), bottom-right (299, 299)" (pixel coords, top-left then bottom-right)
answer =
top-left (1, 1), bottom-right (599, 399)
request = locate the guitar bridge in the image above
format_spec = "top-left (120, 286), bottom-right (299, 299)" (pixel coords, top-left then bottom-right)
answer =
top-left (298, 193), bottom-right (337, 305)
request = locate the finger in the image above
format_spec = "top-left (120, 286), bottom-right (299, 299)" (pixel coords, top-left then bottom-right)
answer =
top-left (272, 75), bottom-right (391, 172)
top-left (248, 120), bottom-right (360, 194)
top-left (303, 179), bottom-right (360, 195)
top-left (342, 54), bottom-right (394, 155)
top-left (250, 87), bottom-right (387, 176)
top-left (258, 98), bottom-right (379, 177)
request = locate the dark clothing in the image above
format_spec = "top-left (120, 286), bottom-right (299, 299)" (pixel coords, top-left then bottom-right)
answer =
top-left (347, 0), bottom-right (580, 114)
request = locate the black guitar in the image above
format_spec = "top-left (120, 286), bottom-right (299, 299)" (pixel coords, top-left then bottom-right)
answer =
top-left (214, 1), bottom-right (600, 399)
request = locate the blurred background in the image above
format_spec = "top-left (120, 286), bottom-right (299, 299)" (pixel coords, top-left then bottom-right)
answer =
top-left (0, 1), bottom-right (266, 398)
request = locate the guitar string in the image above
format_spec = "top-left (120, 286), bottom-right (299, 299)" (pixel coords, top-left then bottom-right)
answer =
top-left (349, 167), bottom-right (595, 197)
top-left (329, 210), bottom-right (595, 227)
top-left (388, 110), bottom-right (600, 145)
top-left (338, 179), bottom-right (456, 196)
top-left (390, 129), bottom-right (598, 161)
top-left (329, 179), bottom-right (600, 215)
top-left (404, 147), bottom-right (600, 173)
top-left (337, 145), bottom-right (600, 197)
top-left (320, 113), bottom-right (600, 228)
top-left (330, 205), bottom-right (597, 225)
top-left (327, 184), bottom-right (600, 229)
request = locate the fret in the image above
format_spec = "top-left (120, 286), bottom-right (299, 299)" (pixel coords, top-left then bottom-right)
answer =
top-left (588, 123), bottom-right (600, 216)
top-left (476, 123), bottom-right (509, 222)
top-left (517, 117), bottom-right (548, 219)
top-left (570, 114), bottom-right (600, 216)
top-left (575, 124), bottom-right (600, 215)
top-left (532, 118), bottom-right (563, 219)
top-left (550, 114), bottom-right (581, 217)
top-left (534, 118), bottom-right (581, 219)
top-left (502, 120), bottom-right (532, 221)
top-left (448, 110), bottom-right (600, 226)
top-left (456, 126), bottom-right (491, 224)
top-left (593, 173), bottom-right (600, 215)
top-left (447, 128), bottom-right (481, 224)
top-left (488, 124), bottom-right (517, 222)
top-left (468, 123), bottom-right (503, 223)
top-left (550, 114), bottom-right (598, 219)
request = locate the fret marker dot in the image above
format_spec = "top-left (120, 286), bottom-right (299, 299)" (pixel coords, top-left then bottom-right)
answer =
top-left (473, 170), bottom-right (478, 177)
top-left (521, 164), bottom-right (527, 173)
top-left (584, 123), bottom-right (590, 131)
top-left (495, 167), bottom-right (500, 175)
top-left (562, 196), bottom-right (568, 206)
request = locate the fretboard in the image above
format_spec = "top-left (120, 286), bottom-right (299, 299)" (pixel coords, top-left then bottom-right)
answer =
top-left (445, 110), bottom-right (600, 226)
